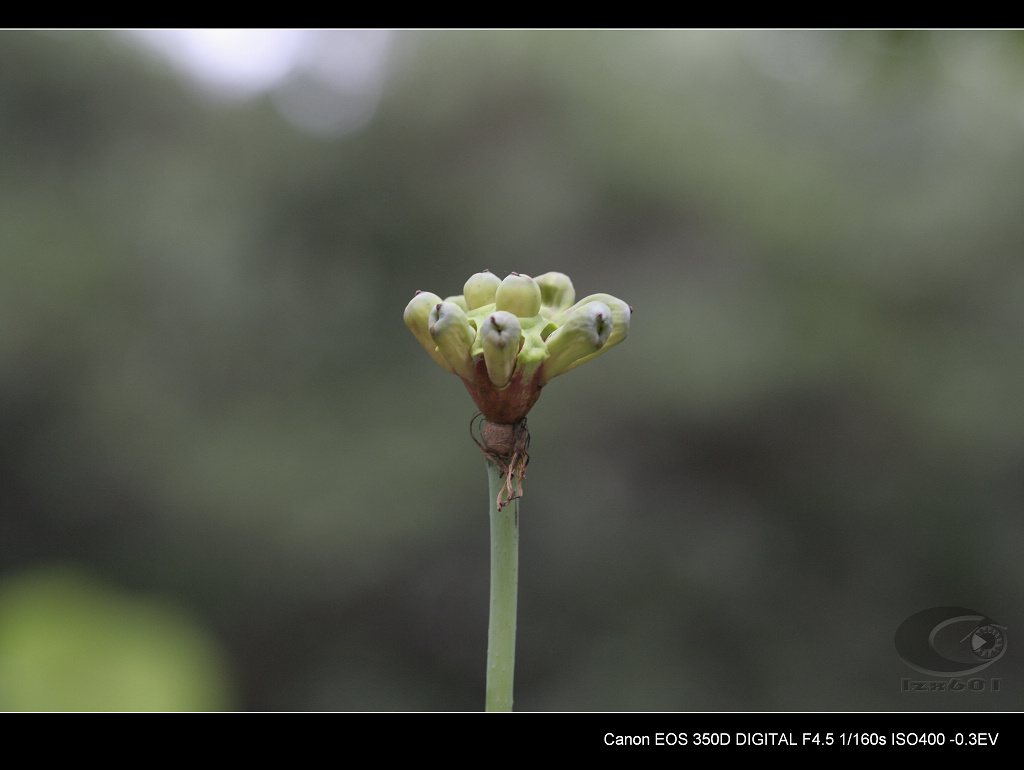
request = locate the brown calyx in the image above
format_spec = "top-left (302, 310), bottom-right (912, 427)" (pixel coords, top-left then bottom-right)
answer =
top-left (460, 357), bottom-right (544, 425)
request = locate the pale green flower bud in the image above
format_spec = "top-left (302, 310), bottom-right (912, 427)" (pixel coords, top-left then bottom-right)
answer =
top-left (495, 273), bottom-right (541, 319)
top-left (404, 291), bottom-right (455, 374)
top-left (444, 294), bottom-right (470, 312)
top-left (546, 294), bottom-right (631, 379)
top-left (534, 272), bottom-right (576, 319)
top-left (542, 301), bottom-right (612, 382)
top-left (429, 301), bottom-right (476, 379)
top-left (406, 274), bottom-right (629, 424)
top-left (463, 270), bottom-right (502, 310)
top-left (480, 311), bottom-right (523, 388)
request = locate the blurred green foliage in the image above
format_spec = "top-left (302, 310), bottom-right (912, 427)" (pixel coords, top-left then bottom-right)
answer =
top-left (0, 30), bottom-right (1021, 710)
top-left (0, 566), bottom-right (231, 710)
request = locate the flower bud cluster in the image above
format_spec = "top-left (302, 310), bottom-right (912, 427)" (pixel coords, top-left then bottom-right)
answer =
top-left (405, 271), bottom-right (630, 423)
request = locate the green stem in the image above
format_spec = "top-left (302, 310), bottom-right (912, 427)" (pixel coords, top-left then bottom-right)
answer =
top-left (485, 457), bottom-right (519, 712)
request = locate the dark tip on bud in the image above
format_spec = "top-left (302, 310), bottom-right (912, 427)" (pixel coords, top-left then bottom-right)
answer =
top-left (629, 305), bottom-right (634, 313)
top-left (414, 290), bottom-right (422, 295)
top-left (510, 271), bottom-right (519, 276)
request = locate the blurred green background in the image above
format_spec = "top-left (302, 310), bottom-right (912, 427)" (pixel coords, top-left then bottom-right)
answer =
top-left (1, 30), bottom-right (1021, 711)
